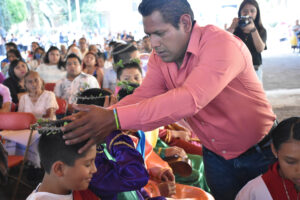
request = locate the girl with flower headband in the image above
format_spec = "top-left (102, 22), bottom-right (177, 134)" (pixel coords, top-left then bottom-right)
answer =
top-left (236, 117), bottom-right (300, 200)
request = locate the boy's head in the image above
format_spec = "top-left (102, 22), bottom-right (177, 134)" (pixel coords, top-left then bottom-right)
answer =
top-left (38, 120), bottom-right (97, 192)
top-left (116, 61), bottom-right (143, 85)
top-left (112, 43), bottom-right (138, 65)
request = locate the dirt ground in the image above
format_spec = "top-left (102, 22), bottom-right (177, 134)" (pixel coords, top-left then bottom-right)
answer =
top-left (263, 51), bottom-right (300, 122)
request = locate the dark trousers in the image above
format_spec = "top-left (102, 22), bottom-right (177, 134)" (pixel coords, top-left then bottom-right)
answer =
top-left (203, 143), bottom-right (276, 200)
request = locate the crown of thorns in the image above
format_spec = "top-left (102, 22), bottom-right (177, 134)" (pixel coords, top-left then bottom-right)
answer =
top-left (32, 119), bottom-right (71, 136)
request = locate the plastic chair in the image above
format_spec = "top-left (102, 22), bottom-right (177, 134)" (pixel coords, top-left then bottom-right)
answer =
top-left (0, 112), bottom-right (36, 200)
top-left (10, 102), bottom-right (17, 112)
top-left (55, 97), bottom-right (68, 119)
top-left (44, 83), bottom-right (56, 92)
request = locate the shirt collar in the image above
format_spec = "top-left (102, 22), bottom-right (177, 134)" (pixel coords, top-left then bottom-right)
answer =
top-left (186, 21), bottom-right (202, 56)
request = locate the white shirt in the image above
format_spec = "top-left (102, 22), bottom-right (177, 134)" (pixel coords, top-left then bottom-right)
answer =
top-left (102, 66), bottom-right (116, 92)
top-left (68, 72), bottom-right (100, 104)
top-left (54, 78), bottom-right (72, 102)
top-left (36, 63), bottom-right (67, 83)
top-left (18, 90), bottom-right (59, 120)
top-left (235, 175), bottom-right (273, 200)
top-left (26, 183), bottom-right (73, 200)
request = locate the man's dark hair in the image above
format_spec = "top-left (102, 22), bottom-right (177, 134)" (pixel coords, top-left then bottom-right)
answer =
top-left (66, 53), bottom-right (82, 65)
top-left (77, 88), bottom-right (112, 107)
top-left (271, 117), bottom-right (300, 151)
top-left (38, 120), bottom-right (89, 174)
top-left (138, 0), bottom-right (194, 29)
top-left (112, 43), bottom-right (137, 64)
top-left (44, 46), bottom-right (65, 69)
top-left (5, 42), bottom-right (17, 50)
top-left (116, 62), bottom-right (142, 80)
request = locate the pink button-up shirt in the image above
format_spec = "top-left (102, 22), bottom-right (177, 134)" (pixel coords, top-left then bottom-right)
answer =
top-left (116, 24), bottom-right (276, 159)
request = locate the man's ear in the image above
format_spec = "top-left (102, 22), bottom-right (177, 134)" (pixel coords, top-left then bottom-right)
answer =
top-left (271, 143), bottom-right (278, 158)
top-left (52, 161), bottom-right (66, 177)
top-left (180, 14), bottom-right (193, 33)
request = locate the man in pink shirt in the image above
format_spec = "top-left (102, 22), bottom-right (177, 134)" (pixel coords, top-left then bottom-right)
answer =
top-left (63, 0), bottom-right (277, 199)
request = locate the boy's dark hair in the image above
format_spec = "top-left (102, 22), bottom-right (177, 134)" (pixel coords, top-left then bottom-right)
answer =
top-left (38, 120), bottom-right (89, 174)
top-left (44, 46), bottom-right (65, 69)
top-left (138, 0), bottom-right (194, 29)
top-left (8, 60), bottom-right (29, 82)
top-left (271, 117), bottom-right (300, 151)
top-left (77, 88), bottom-right (112, 107)
top-left (117, 82), bottom-right (140, 101)
top-left (66, 53), bottom-right (82, 65)
top-left (5, 42), bottom-right (17, 49)
top-left (112, 43), bottom-right (137, 64)
top-left (116, 61), bottom-right (142, 80)
top-left (7, 49), bottom-right (22, 60)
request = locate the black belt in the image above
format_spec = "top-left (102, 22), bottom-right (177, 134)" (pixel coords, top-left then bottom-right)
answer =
top-left (242, 120), bottom-right (278, 156)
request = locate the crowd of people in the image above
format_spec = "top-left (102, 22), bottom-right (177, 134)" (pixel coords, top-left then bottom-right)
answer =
top-left (0, 0), bottom-right (299, 199)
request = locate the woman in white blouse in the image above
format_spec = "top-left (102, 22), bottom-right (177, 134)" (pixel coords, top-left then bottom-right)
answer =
top-left (36, 46), bottom-right (66, 83)
top-left (18, 71), bottom-right (58, 120)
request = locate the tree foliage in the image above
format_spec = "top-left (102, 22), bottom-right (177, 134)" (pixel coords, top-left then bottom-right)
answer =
top-left (7, 0), bottom-right (27, 24)
top-left (0, 0), bottom-right (27, 31)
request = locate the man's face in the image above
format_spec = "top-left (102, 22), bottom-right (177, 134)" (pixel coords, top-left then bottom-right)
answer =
top-left (66, 57), bottom-right (82, 77)
top-left (143, 11), bottom-right (189, 66)
top-left (31, 42), bottom-right (39, 52)
top-left (79, 39), bottom-right (87, 50)
top-left (143, 37), bottom-right (152, 52)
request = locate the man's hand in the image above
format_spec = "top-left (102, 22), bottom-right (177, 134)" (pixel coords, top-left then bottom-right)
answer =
top-left (62, 104), bottom-right (116, 153)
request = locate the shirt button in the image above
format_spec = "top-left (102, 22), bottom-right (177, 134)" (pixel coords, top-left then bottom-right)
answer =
top-left (211, 139), bottom-right (215, 142)
top-left (222, 150), bottom-right (226, 154)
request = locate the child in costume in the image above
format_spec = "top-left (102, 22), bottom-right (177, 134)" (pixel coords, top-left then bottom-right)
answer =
top-left (117, 62), bottom-right (211, 194)
top-left (236, 117), bottom-right (300, 200)
top-left (76, 88), bottom-right (165, 200)
top-left (115, 64), bottom-right (212, 199)
top-left (26, 120), bottom-right (99, 200)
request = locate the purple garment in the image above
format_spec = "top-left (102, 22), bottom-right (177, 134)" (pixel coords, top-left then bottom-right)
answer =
top-left (89, 130), bottom-right (149, 200)
top-left (0, 72), bottom-right (4, 83)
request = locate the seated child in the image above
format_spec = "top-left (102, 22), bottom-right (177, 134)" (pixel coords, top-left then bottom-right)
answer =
top-left (117, 81), bottom-right (213, 199)
top-left (117, 64), bottom-right (210, 193)
top-left (76, 88), bottom-right (164, 200)
top-left (235, 117), bottom-right (300, 200)
top-left (26, 120), bottom-right (99, 200)
top-left (18, 71), bottom-right (58, 120)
